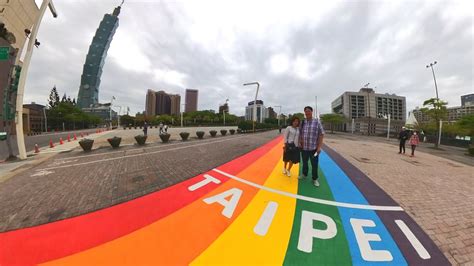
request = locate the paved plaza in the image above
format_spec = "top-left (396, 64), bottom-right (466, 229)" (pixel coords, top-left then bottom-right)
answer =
top-left (0, 129), bottom-right (472, 265)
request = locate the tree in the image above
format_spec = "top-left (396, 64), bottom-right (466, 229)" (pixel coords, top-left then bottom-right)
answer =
top-left (47, 86), bottom-right (60, 108)
top-left (320, 113), bottom-right (346, 133)
top-left (457, 114), bottom-right (474, 137)
top-left (420, 98), bottom-right (448, 148)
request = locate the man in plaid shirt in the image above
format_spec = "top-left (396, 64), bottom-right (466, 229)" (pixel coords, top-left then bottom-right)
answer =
top-left (298, 106), bottom-right (325, 187)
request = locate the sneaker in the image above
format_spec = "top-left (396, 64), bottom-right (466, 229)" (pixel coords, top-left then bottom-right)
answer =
top-left (313, 180), bottom-right (320, 187)
top-left (298, 174), bottom-right (306, 180)
top-left (286, 169), bottom-right (291, 177)
top-left (282, 168), bottom-right (287, 175)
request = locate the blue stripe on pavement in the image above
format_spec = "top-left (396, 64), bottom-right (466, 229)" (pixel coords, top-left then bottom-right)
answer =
top-left (320, 151), bottom-right (407, 266)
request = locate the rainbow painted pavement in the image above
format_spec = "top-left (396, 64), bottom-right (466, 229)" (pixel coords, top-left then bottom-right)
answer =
top-left (0, 136), bottom-right (450, 265)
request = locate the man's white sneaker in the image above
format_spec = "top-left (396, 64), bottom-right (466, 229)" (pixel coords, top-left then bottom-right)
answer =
top-left (298, 174), bottom-right (306, 180)
top-left (313, 180), bottom-right (320, 187)
top-left (282, 168), bottom-right (287, 175)
top-left (286, 170), bottom-right (291, 177)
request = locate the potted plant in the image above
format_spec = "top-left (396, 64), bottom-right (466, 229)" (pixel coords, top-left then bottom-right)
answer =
top-left (209, 130), bottom-right (217, 137)
top-left (237, 128), bottom-right (242, 134)
top-left (107, 136), bottom-right (122, 148)
top-left (196, 131), bottom-right (205, 139)
top-left (135, 135), bottom-right (147, 145)
top-left (79, 138), bottom-right (94, 152)
top-left (180, 132), bottom-right (190, 141)
top-left (229, 129), bottom-right (236, 135)
top-left (159, 133), bottom-right (171, 143)
top-left (220, 129), bottom-right (227, 136)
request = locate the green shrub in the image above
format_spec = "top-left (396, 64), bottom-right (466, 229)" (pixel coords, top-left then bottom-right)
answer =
top-left (196, 131), bottom-right (205, 139)
top-left (159, 133), bottom-right (171, 143)
top-left (79, 138), bottom-right (94, 152)
top-left (134, 135), bottom-right (147, 145)
top-left (107, 136), bottom-right (122, 148)
top-left (180, 132), bottom-right (190, 141)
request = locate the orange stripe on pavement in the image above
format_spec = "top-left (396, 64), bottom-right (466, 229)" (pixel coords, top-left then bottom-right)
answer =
top-left (42, 140), bottom-right (284, 265)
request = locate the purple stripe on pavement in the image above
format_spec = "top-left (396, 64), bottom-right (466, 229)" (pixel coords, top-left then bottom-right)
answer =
top-left (323, 144), bottom-right (451, 266)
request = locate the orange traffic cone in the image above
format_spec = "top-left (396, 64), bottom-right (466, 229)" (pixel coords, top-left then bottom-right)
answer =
top-left (49, 139), bottom-right (55, 148)
top-left (59, 137), bottom-right (64, 145)
top-left (34, 144), bottom-right (40, 153)
top-left (67, 134), bottom-right (71, 142)
top-left (74, 133), bottom-right (77, 140)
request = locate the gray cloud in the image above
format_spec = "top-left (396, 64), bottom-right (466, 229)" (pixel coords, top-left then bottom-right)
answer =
top-left (24, 0), bottom-right (472, 117)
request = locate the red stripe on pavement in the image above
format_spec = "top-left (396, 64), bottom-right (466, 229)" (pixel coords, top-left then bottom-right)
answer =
top-left (0, 136), bottom-right (281, 266)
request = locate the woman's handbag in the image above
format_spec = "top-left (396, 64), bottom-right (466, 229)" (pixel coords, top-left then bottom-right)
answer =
top-left (286, 142), bottom-right (298, 152)
top-left (285, 128), bottom-right (299, 152)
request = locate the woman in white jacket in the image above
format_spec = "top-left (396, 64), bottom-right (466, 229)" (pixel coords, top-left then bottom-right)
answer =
top-left (282, 116), bottom-right (300, 177)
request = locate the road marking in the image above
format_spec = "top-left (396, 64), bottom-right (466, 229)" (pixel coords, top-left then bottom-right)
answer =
top-left (39, 136), bottom-right (247, 171)
top-left (395, 220), bottom-right (431, 259)
top-left (31, 170), bottom-right (54, 177)
top-left (253, 201), bottom-right (279, 236)
top-left (212, 168), bottom-right (404, 211)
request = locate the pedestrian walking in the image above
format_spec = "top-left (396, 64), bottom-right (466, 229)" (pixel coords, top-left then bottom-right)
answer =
top-left (159, 122), bottom-right (164, 134)
top-left (398, 126), bottom-right (409, 154)
top-left (143, 122), bottom-right (148, 136)
top-left (299, 106), bottom-right (325, 187)
top-left (409, 131), bottom-right (420, 157)
top-left (282, 116), bottom-right (300, 177)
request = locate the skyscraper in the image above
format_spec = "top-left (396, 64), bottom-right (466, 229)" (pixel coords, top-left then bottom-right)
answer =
top-left (185, 89), bottom-right (198, 112)
top-left (77, 4), bottom-right (122, 109)
top-left (145, 89), bottom-right (180, 116)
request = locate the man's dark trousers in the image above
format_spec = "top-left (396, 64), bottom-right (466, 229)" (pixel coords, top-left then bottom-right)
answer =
top-left (301, 150), bottom-right (319, 180)
top-left (399, 140), bottom-right (406, 153)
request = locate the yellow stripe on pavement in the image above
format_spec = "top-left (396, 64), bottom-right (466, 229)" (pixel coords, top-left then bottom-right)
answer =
top-left (191, 156), bottom-right (298, 265)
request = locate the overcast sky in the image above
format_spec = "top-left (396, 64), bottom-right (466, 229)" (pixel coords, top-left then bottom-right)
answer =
top-left (25, 0), bottom-right (472, 116)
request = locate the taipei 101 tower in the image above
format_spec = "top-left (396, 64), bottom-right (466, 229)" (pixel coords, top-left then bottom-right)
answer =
top-left (77, 2), bottom-right (123, 109)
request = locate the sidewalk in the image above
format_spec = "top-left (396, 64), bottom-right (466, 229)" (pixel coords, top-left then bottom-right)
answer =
top-left (331, 132), bottom-right (473, 166)
top-left (324, 133), bottom-right (474, 265)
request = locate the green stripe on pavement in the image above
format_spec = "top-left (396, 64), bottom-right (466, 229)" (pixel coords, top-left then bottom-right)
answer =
top-left (283, 167), bottom-right (352, 266)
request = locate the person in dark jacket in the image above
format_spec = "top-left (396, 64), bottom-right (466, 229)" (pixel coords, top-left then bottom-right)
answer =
top-left (398, 126), bottom-right (409, 154)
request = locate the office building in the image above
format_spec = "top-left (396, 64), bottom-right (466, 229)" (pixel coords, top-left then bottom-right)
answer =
top-left (245, 100), bottom-right (268, 123)
top-left (331, 88), bottom-right (406, 135)
top-left (267, 107), bottom-right (277, 119)
top-left (22, 102), bottom-right (45, 133)
top-left (145, 89), bottom-right (180, 116)
top-left (461, 94), bottom-right (474, 107)
top-left (185, 89), bottom-right (198, 112)
top-left (219, 103), bottom-right (229, 114)
top-left (77, 4), bottom-right (122, 109)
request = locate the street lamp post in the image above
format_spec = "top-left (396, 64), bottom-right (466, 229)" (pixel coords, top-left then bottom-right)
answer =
top-left (426, 61), bottom-right (442, 147)
top-left (426, 61), bottom-right (439, 100)
top-left (43, 106), bottom-right (48, 132)
top-left (109, 96), bottom-right (115, 128)
top-left (243, 82), bottom-right (260, 133)
top-left (117, 106), bottom-right (122, 128)
top-left (14, 0), bottom-right (57, 159)
top-left (181, 103), bottom-right (186, 127)
top-left (223, 98), bottom-right (229, 126)
top-left (274, 105), bottom-right (282, 127)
